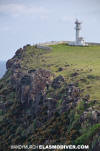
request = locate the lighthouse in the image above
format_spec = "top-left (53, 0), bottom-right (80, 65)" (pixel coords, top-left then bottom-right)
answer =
top-left (75, 19), bottom-right (81, 44)
top-left (74, 19), bottom-right (86, 46)
top-left (68, 19), bottom-right (87, 46)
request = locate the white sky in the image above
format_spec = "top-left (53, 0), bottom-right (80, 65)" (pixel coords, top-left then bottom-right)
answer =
top-left (0, 0), bottom-right (100, 61)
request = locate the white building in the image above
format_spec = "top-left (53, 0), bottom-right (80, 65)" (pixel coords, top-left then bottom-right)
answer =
top-left (69, 19), bottom-right (87, 46)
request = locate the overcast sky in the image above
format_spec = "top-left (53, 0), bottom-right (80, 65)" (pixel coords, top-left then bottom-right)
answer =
top-left (0, 0), bottom-right (100, 61)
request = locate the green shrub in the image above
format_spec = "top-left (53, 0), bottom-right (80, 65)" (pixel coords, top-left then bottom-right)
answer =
top-left (75, 123), bottom-right (100, 144)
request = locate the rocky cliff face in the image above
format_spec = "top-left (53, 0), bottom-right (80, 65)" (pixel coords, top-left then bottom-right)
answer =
top-left (0, 45), bottom-right (100, 151)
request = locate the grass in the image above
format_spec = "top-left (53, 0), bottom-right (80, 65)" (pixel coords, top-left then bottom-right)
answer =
top-left (75, 123), bottom-right (100, 144)
top-left (21, 44), bottom-right (100, 101)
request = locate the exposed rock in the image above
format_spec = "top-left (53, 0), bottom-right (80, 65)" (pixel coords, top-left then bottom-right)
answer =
top-left (80, 78), bottom-right (87, 82)
top-left (80, 109), bottom-right (100, 128)
top-left (28, 69), bottom-right (36, 73)
top-left (71, 72), bottom-right (79, 77)
top-left (0, 101), bottom-right (13, 111)
top-left (23, 44), bottom-right (30, 49)
top-left (11, 68), bottom-right (25, 87)
top-left (66, 84), bottom-right (80, 100)
top-left (91, 111), bottom-right (97, 121)
top-left (16, 69), bottom-right (53, 104)
top-left (0, 84), bottom-right (3, 89)
top-left (57, 67), bottom-right (63, 72)
top-left (65, 64), bottom-right (70, 67)
top-left (17, 75), bottom-right (31, 104)
top-left (0, 103), bottom-right (6, 110)
top-left (6, 48), bottom-right (24, 70)
top-left (83, 94), bottom-right (90, 102)
top-left (15, 48), bottom-right (24, 59)
top-left (52, 75), bottom-right (64, 89)
top-left (6, 58), bottom-right (15, 69)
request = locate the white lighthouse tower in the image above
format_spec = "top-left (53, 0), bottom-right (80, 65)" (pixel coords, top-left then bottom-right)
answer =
top-left (69, 19), bottom-right (87, 46)
top-left (75, 19), bottom-right (85, 46)
top-left (75, 19), bottom-right (81, 44)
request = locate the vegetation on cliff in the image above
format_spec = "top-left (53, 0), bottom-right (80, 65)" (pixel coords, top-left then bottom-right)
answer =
top-left (0, 44), bottom-right (100, 151)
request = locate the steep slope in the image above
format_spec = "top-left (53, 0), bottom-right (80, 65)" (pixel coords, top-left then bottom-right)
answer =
top-left (0, 44), bottom-right (100, 151)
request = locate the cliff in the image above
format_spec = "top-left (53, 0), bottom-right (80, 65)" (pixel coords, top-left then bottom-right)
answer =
top-left (0, 44), bottom-right (100, 151)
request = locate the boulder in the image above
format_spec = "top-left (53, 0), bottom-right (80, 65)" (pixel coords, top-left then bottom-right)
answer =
top-left (52, 75), bottom-right (64, 89)
top-left (71, 72), bottom-right (79, 77)
top-left (58, 67), bottom-right (63, 72)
